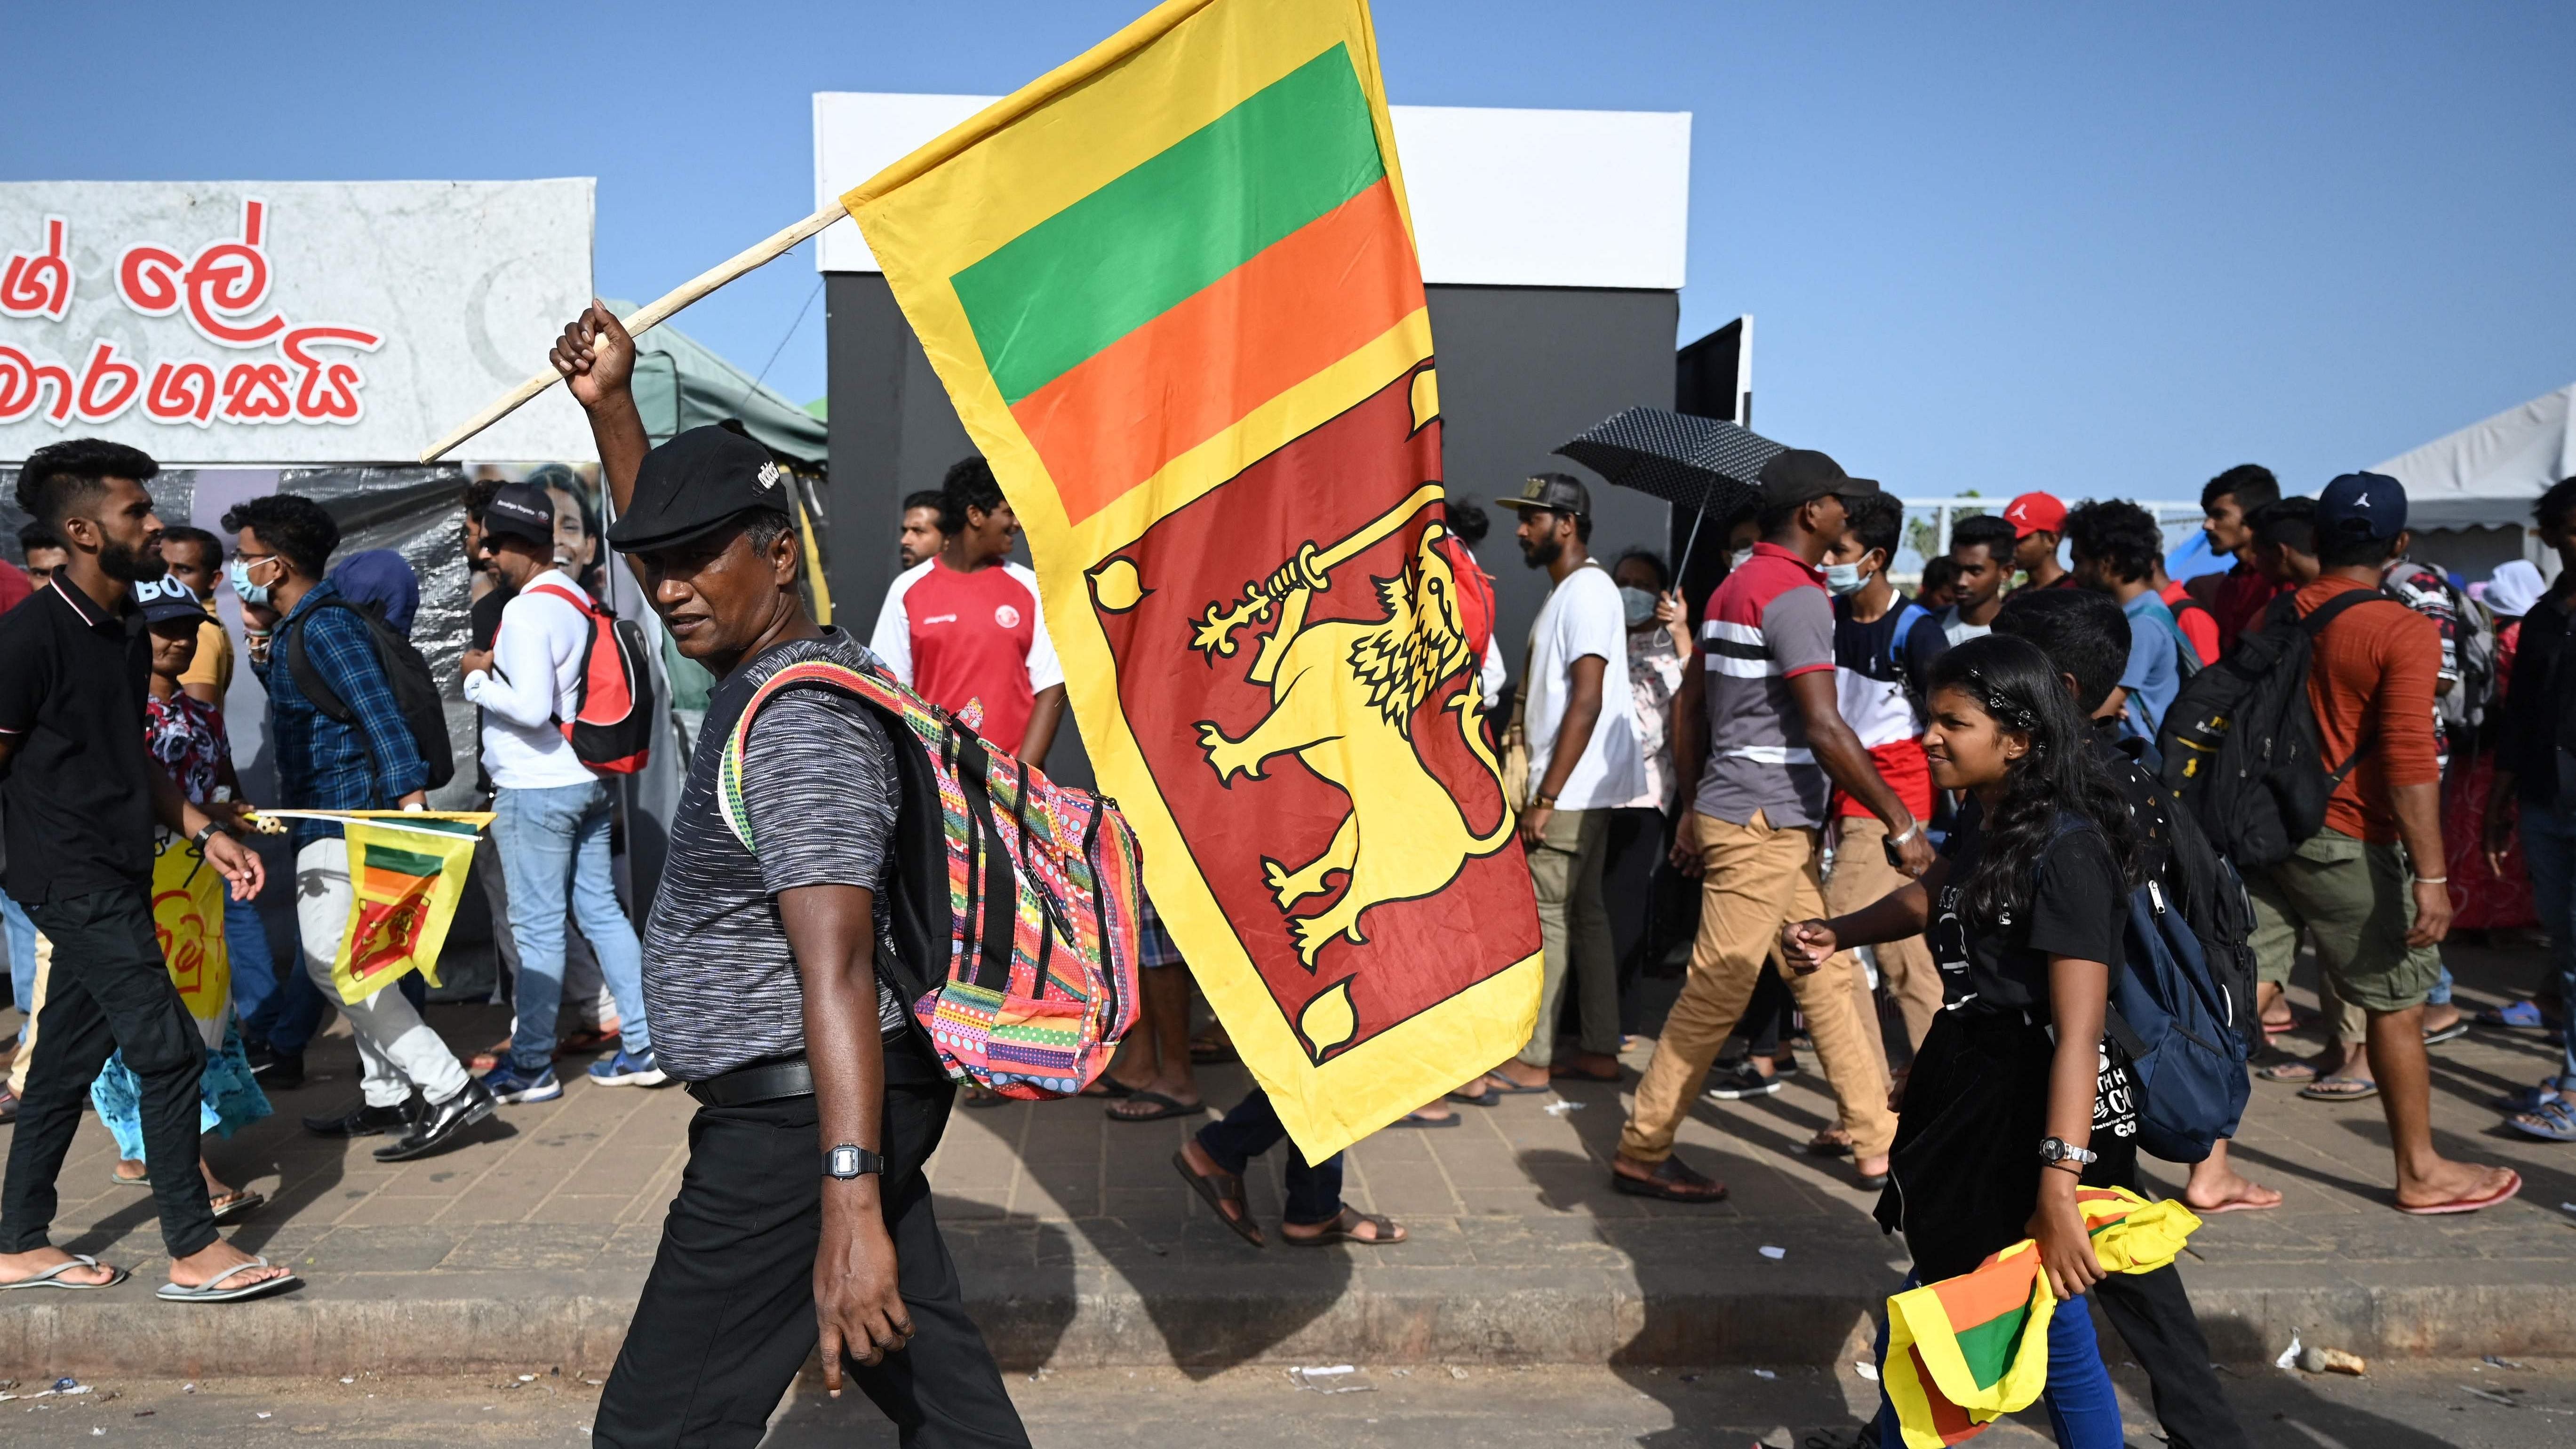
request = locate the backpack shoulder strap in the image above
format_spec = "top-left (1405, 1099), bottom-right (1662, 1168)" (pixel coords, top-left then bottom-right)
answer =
top-left (2298, 586), bottom-right (2384, 638)
top-left (524, 581), bottom-right (604, 617)
top-left (1888, 602), bottom-right (1929, 670)
top-left (281, 600), bottom-right (356, 723)
top-left (716, 660), bottom-right (905, 855)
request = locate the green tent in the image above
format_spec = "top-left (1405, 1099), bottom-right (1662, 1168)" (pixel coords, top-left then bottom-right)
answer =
top-left (604, 298), bottom-right (829, 469)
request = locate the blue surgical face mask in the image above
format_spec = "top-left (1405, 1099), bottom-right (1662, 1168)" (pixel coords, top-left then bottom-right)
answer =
top-left (1823, 561), bottom-right (1869, 596)
top-left (1619, 586), bottom-right (1658, 627)
top-left (227, 556), bottom-right (272, 607)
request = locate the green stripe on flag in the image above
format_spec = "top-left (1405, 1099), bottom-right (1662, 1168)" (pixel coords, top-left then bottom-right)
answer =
top-left (362, 843), bottom-right (450, 878)
top-left (1950, 1310), bottom-right (2030, 1391)
top-left (952, 43), bottom-right (1386, 405)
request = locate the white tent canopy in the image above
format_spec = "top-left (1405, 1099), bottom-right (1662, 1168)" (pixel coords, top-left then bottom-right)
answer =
top-left (2372, 382), bottom-right (2576, 530)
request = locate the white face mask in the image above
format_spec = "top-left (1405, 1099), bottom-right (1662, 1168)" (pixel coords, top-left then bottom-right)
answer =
top-left (1822, 562), bottom-right (1868, 596)
top-left (1728, 546), bottom-right (1755, 573)
top-left (1619, 586), bottom-right (1658, 627)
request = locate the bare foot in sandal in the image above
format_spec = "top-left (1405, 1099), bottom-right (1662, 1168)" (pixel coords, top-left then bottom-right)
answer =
top-left (167, 1239), bottom-right (294, 1294)
top-left (1280, 1205), bottom-right (1405, 1245)
top-left (0, 1246), bottom-right (120, 1288)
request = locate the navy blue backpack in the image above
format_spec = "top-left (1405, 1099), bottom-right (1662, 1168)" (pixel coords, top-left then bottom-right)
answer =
top-left (2106, 871), bottom-right (2254, 1163)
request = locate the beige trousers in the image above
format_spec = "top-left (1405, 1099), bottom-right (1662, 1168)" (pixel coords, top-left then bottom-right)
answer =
top-left (1619, 811), bottom-right (1898, 1162)
top-left (1826, 815), bottom-right (1942, 1055)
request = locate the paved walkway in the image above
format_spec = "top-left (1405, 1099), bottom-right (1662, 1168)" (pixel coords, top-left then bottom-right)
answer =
top-left (4, 941), bottom-right (2576, 1376)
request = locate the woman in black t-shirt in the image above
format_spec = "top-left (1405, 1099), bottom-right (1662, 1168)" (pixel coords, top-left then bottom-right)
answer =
top-left (1782, 634), bottom-right (2142, 1449)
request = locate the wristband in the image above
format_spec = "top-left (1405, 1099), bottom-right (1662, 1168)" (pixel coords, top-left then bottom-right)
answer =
top-left (2416, 876), bottom-right (2448, 885)
top-left (1532, 793), bottom-right (1557, 810)
top-left (1889, 821), bottom-right (1922, 847)
top-left (189, 820), bottom-right (222, 851)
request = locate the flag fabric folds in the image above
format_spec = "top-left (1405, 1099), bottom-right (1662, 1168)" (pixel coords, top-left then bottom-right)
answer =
top-left (150, 830), bottom-right (231, 1050)
top-left (325, 812), bottom-right (489, 1005)
top-left (844, 0), bottom-right (1541, 1159)
top-left (1881, 1186), bottom-right (2204, 1449)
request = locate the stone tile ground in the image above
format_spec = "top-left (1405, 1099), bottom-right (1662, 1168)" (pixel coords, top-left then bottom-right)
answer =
top-left (5, 942), bottom-right (2576, 1376)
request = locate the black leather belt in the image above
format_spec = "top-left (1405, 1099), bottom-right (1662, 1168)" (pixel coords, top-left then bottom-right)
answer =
top-left (686, 1056), bottom-right (814, 1107)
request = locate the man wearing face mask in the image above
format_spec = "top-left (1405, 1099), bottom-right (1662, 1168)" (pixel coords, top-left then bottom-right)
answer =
top-left (1822, 491), bottom-right (1949, 1064)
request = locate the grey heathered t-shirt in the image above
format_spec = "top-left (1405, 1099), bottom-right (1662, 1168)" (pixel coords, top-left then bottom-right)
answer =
top-left (642, 629), bottom-right (909, 1082)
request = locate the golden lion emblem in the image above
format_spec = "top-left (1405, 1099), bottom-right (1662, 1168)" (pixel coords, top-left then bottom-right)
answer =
top-left (1191, 489), bottom-right (1514, 967)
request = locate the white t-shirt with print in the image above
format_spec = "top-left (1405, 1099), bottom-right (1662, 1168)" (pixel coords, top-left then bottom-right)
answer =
top-left (1523, 561), bottom-right (1646, 812)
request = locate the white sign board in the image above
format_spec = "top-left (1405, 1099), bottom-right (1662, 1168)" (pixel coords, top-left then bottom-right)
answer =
top-left (0, 180), bottom-right (598, 464)
top-left (813, 94), bottom-right (1690, 290)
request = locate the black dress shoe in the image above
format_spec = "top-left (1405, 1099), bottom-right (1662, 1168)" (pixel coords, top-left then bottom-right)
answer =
top-left (303, 1100), bottom-right (412, 1138)
top-left (374, 1079), bottom-right (496, 1162)
top-left (250, 1046), bottom-right (306, 1091)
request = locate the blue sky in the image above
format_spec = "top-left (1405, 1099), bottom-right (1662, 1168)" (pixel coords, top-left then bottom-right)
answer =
top-left (9, 2), bottom-right (2570, 501)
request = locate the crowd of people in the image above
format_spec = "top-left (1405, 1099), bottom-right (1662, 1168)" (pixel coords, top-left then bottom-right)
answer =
top-left (4, 312), bottom-right (2574, 1441)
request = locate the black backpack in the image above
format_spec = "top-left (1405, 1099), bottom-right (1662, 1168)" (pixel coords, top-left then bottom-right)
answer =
top-left (2155, 588), bottom-right (2378, 870)
top-left (282, 597), bottom-right (456, 791)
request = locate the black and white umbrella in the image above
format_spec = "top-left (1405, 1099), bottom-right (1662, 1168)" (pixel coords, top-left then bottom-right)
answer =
top-left (1555, 406), bottom-right (1787, 575)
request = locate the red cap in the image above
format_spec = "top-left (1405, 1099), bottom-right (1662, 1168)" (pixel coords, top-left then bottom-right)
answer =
top-left (2002, 492), bottom-right (2066, 538)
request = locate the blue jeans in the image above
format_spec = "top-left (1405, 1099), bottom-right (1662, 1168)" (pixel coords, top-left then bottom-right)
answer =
top-left (492, 779), bottom-right (650, 1073)
top-left (2517, 798), bottom-right (2576, 1091)
top-left (3, 895), bottom-right (35, 1045)
top-left (224, 894), bottom-right (279, 1026)
top-left (1872, 1269), bottom-right (2125, 1449)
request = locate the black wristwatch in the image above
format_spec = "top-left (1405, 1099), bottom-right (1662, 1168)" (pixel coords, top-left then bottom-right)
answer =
top-left (823, 1144), bottom-right (886, 1180)
top-left (2037, 1136), bottom-right (2097, 1167)
top-left (189, 819), bottom-right (223, 851)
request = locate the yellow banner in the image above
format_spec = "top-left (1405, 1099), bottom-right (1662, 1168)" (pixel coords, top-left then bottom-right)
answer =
top-left (150, 830), bottom-right (230, 1050)
top-left (329, 814), bottom-right (488, 1006)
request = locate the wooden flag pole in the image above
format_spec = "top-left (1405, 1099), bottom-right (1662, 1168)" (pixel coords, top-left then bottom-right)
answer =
top-left (418, 200), bottom-right (848, 463)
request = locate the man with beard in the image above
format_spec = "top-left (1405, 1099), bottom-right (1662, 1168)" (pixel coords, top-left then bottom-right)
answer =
top-left (0, 439), bottom-right (290, 1301)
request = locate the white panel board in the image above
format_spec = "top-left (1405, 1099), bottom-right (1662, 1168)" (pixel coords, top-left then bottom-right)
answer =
top-left (812, 94), bottom-right (1689, 289)
top-left (0, 180), bottom-right (596, 464)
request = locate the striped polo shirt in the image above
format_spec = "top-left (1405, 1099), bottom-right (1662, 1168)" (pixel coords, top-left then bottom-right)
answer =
top-left (1696, 542), bottom-right (1837, 828)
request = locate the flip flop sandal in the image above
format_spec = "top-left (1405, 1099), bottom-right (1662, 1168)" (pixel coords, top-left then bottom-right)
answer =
top-left (2398, 1170), bottom-right (2523, 1216)
top-left (1172, 1151), bottom-right (1263, 1248)
top-left (0, 1254), bottom-right (129, 1292)
top-left (2508, 1099), bottom-right (2576, 1143)
top-left (209, 1190), bottom-right (266, 1224)
top-left (1611, 1157), bottom-right (1730, 1203)
top-left (2259, 1058), bottom-right (2323, 1084)
top-left (1444, 1087), bottom-right (1499, 1107)
top-left (1478, 1073), bottom-right (1553, 1095)
top-left (1081, 1078), bottom-right (1138, 1099)
top-left (157, 1256), bottom-right (301, 1303)
top-left (1393, 1109), bottom-right (1463, 1128)
top-left (2478, 1000), bottom-right (2554, 1030)
top-left (1106, 1091), bottom-right (1203, 1123)
top-left (2492, 1078), bottom-right (2567, 1113)
top-left (1188, 1036), bottom-right (1238, 1065)
top-left (110, 1170), bottom-right (152, 1188)
top-left (2300, 1076), bottom-right (2379, 1102)
top-left (2423, 1020), bottom-right (2471, 1047)
top-left (1807, 1132), bottom-right (1854, 1158)
top-left (1284, 1207), bottom-right (1405, 1247)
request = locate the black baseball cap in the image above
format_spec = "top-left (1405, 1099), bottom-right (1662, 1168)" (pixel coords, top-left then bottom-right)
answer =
top-left (132, 573), bottom-right (207, 625)
top-left (1758, 448), bottom-right (1881, 508)
top-left (2315, 471), bottom-right (2408, 543)
top-left (1492, 472), bottom-right (1591, 517)
top-left (481, 481), bottom-right (557, 546)
top-left (604, 424), bottom-right (790, 553)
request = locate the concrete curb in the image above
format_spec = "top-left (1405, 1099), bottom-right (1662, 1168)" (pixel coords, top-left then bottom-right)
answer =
top-left (8, 1270), bottom-right (2575, 1377)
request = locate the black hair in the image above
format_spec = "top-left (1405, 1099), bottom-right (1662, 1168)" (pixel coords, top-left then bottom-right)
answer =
top-left (1613, 548), bottom-right (1670, 591)
top-left (462, 478), bottom-right (503, 523)
top-left (1929, 634), bottom-right (2141, 929)
top-left (2535, 476), bottom-right (2576, 532)
top-left (1444, 494), bottom-right (1490, 548)
top-left (1917, 555), bottom-right (1960, 597)
top-left (160, 524), bottom-right (222, 565)
top-left (2063, 499), bottom-right (2163, 584)
top-left (1950, 513), bottom-right (2015, 559)
top-left (1844, 491), bottom-right (1905, 561)
top-left (738, 507), bottom-right (798, 557)
top-left (220, 494), bottom-right (339, 579)
top-left (2317, 526), bottom-right (2399, 571)
top-left (17, 520), bottom-right (64, 555)
top-left (901, 489), bottom-right (947, 517)
top-left (940, 455), bottom-right (1006, 535)
top-left (2250, 497), bottom-right (2316, 555)
top-left (1993, 588), bottom-right (2132, 716)
top-left (14, 438), bottom-right (159, 531)
top-left (2201, 464), bottom-right (2279, 516)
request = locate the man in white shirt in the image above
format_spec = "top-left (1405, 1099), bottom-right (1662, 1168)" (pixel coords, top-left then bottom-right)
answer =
top-left (459, 483), bottom-right (661, 1102)
top-left (1487, 475), bottom-right (1643, 1091)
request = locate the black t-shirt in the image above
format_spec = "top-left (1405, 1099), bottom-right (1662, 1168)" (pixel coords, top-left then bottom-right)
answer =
top-left (470, 582), bottom-right (514, 793)
top-left (1832, 591), bottom-right (1947, 707)
top-left (0, 577), bottom-right (158, 904)
top-left (1927, 802), bottom-right (2126, 1018)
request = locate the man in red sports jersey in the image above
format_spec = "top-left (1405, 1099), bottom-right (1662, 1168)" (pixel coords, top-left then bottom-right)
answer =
top-left (868, 457), bottom-right (1066, 765)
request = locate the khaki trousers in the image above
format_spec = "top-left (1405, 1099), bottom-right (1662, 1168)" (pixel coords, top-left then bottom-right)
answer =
top-left (1519, 807), bottom-right (1621, 1067)
top-left (1619, 812), bottom-right (1898, 1162)
top-left (1826, 815), bottom-right (1942, 1054)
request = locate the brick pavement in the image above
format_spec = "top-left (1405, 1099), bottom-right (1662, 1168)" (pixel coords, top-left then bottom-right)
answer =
top-left (4, 943), bottom-right (2576, 1377)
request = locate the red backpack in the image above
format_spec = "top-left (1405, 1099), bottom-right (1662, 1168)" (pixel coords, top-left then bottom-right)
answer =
top-left (524, 582), bottom-right (655, 775)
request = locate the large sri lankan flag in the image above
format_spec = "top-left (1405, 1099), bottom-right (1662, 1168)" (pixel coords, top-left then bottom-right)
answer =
top-left (845, 0), bottom-right (1540, 1158)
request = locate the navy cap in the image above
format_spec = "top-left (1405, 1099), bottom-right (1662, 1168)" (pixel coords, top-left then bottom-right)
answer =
top-left (2315, 471), bottom-right (2408, 543)
top-left (605, 424), bottom-right (788, 553)
top-left (481, 481), bottom-right (557, 546)
top-left (133, 573), bottom-right (207, 625)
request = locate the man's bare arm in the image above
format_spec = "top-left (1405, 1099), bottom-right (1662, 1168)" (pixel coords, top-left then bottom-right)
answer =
top-left (1019, 685), bottom-right (1066, 768)
top-left (550, 303), bottom-right (653, 586)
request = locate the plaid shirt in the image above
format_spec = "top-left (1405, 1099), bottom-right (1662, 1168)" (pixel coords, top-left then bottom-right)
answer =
top-left (254, 578), bottom-right (429, 843)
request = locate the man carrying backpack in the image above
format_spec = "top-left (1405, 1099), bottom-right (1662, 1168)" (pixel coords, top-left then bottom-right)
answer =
top-left (224, 494), bottom-right (494, 1162)
top-left (2240, 473), bottom-right (2518, 1215)
top-left (552, 304), bottom-right (1029, 1449)
top-left (460, 482), bottom-right (661, 1102)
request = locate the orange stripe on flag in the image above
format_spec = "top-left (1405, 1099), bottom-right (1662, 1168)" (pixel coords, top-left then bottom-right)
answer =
top-left (1930, 1250), bottom-right (2040, 1330)
top-left (1008, 176), bottom-right (1424, 525)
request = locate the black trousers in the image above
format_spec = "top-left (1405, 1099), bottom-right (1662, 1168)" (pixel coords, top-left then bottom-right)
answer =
top-left (594, 1039), bottom-right (1028, 1449)
top-left (0, 884), bottom-right (217, 1259)
top-left (2093, 1263), bottom-right (2249, 1449)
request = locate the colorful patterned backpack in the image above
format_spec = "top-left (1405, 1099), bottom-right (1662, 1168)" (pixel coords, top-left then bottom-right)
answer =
top-left (716, 657), bottom-right (1142, 1099)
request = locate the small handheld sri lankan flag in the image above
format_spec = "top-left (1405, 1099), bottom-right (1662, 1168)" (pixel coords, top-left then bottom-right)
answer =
top-left (847, 0), bottom-right (1542, 1160)
top-left (1882, 1187), bottom-right (2202, 1448)
top-left (330, 812), bottom-right (489, 1006)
